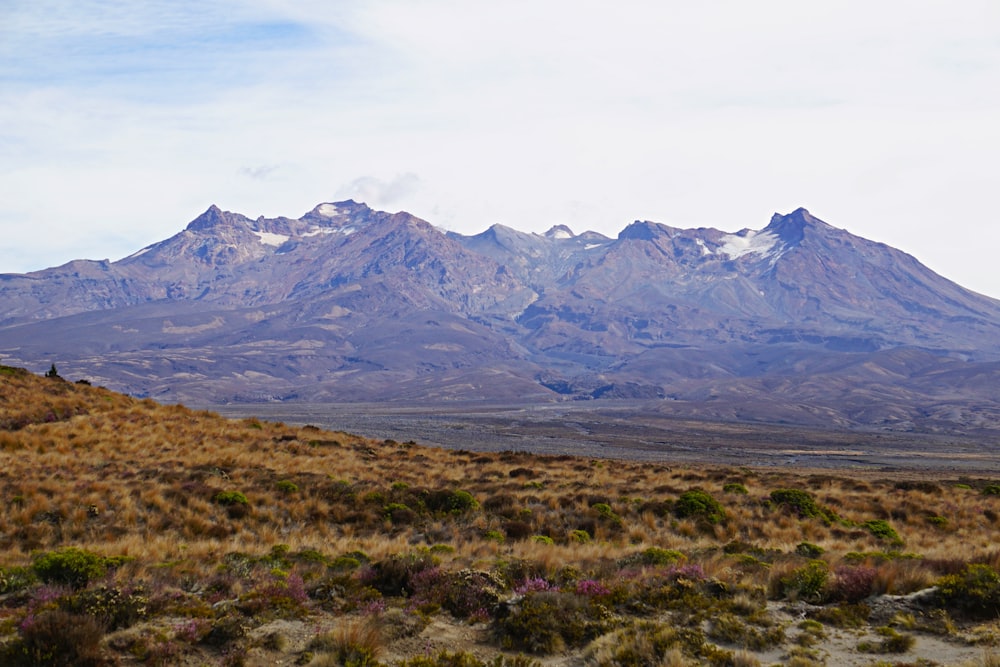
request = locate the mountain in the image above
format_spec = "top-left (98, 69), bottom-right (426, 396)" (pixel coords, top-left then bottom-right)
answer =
top-left (2, 201), bottom-right (1000, 434)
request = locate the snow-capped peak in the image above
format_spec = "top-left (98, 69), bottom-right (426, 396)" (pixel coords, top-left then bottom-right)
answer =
top-left (544, 225), bottom-right (575, 240)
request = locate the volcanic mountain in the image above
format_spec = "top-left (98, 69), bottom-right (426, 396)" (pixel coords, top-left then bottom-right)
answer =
top-left (2, 201), bottom-right (999, 433)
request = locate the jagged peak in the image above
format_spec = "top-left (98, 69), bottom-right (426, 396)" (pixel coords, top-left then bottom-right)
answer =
top-left (185, 205), bottom-right (244, 232)
top-left (764, 207), bottom-right (833, 245)
top-left (618, 220), bottom-right (668, 241)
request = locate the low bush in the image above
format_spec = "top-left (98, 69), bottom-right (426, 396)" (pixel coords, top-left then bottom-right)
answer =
top-left (936, 563), bottom-right (1000, 618)
top-left (494, 590), bottom-right (617, 654)
top-left (32, 547), bottom-right (109, 589)
top-left (862, 519), bottom-right (903, 546)
top-left (3, 610), bottom-right (108, 666)
top-left (365, 552), bottom-right (437, 597)
top-left (769, 489), bottom-right (835, 522)
top-left (780, 560), bottom-right (829, 602)
top-left (674, 489), bottom-right (725, 524)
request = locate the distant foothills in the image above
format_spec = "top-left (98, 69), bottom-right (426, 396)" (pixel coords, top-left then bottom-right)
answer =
top-left (1, 201), bottom-right (1000, 434)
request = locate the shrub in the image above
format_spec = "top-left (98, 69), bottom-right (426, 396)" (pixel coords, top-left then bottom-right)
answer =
top-left (365, 552), bottom-right (437, 596)
top-left (723, 483), bottom-right (748, 495)
top-left (674, 489), bottom-right (725, 524)
top-left (983, 484), bottom-right (1000, 496)
top-left (410, 568), bottom-right (505, 619)
top-left (423, 489), bottom-right (479, 514)
top-left (780, 560), bottom-right (829, 602)
top-left (862, 519), bottom-right (902, 546)
top-left (936, 564), bottom-right (1000, 618)
top-left (494, 591), bottom-right (616, 654)
top-left (828, 566), bottom-right (877, 603)
top-left (60, 584), bottom-right (149, 630)
top-left (769, 489), bottom-right (834, 522)
top-left (5, 610), bottom-right (107, 666)
top-left (32, 547), bottom-right (108, 589)
top-left (213, 490), bottom-right (249, 506)
top-left (795, 542), bottom-right (825, 559)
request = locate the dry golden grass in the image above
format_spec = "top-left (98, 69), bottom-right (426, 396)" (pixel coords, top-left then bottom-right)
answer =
top-left (3, 365), bottom-right (1000, 665)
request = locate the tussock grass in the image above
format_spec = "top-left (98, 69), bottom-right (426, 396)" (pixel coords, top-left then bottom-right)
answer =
top-left (3, 364), bottom-right (1000, 664)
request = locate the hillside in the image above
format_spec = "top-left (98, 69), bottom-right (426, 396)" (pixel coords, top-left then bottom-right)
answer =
top-left (3, 367), bottom-right (1000, 665)
top-left (1, 202), bottom-right (1000, 434)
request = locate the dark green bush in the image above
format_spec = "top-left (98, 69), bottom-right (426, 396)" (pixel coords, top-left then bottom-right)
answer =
top-left (769, 489), bottom-right (835, 522)
top-left (32, 547), bottom-right (108, 589)
top-left (673, 489), bottom-right (725, 524)
top-left (722, 483), bottom-right (748, 495)
top-left (366, 552), bottom-right (437, 596)
top-left (423, 489), bottom-right (480, 514)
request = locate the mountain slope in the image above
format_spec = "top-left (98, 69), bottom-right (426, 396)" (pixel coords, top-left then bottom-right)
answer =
top-left (1, 201), bottom-right (999, 433)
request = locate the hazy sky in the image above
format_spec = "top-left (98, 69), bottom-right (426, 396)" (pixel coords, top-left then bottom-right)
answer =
top-left (2, 2), bottom-right (999, 297)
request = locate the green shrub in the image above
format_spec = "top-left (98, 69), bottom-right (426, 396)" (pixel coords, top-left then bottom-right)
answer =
top-left (780, 560), bottom-right (829, 602)
top-left (723, 483), bottom-right (748, 495)
top-left (674, 489), bottom-right (725, 524)
top-left (862, 519), bottom-right (902, 546)
top-left (32, 547), bottom-right (108, 589)
top-left (983, 484), bottom-right (1000, 496)
top-left (569, 529), bottom-right (591, 544)
top-left (531, 535), bottom-right (554, 545)
top-left (769, 489), bottom-right (834, 522)
top-left (423, 489), bottom-right (479, 514)
top-left (936, 564), bottom-right (1000, 618)
top-left (213, 490), bottom-right (248, 506)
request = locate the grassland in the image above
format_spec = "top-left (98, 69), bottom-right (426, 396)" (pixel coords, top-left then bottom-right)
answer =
top-left (2, 364), bottom-right (1000, 666)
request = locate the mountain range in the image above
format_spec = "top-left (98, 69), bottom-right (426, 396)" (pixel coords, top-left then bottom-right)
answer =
top-left (2, 200), bottom-right (1000, 434)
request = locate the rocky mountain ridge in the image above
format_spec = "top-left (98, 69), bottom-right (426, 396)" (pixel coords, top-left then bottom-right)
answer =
top-left (2, 201), bottom-right (999, 434)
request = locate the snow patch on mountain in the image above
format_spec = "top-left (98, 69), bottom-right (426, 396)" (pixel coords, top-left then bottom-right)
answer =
top-left (316, 203), bottom-right (342, 218)
top-left (719, 230), bottom-right (780, 259)
top-left (253, 231), bottom-right (290, 247)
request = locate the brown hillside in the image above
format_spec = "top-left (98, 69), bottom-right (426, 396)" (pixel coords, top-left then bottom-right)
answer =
top-left (2, 366), bottom-right (1000, 666)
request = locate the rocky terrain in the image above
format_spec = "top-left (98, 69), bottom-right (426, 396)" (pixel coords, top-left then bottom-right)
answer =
top-left (1, 201), bottom-right (999, 434)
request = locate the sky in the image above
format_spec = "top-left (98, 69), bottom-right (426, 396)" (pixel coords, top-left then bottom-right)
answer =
top-left (2, 1), bottom-right (999, 297)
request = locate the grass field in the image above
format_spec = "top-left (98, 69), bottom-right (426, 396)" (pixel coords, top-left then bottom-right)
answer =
top-left (3, 365), bottom-right (1000, 666)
